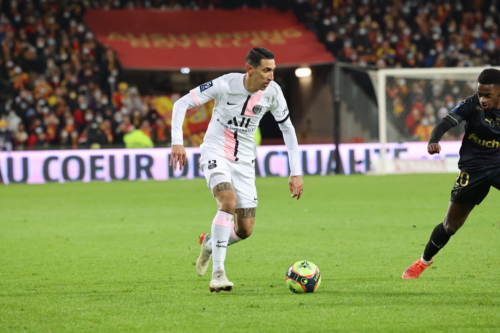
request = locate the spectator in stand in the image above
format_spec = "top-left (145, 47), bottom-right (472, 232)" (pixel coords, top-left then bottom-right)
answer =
top-left (112, 82), bottom-right (128, 111)
top-left (6, 109), bottom-right (21, 133)
top-left (0, 116), bottom-right (13, 151)
top-left (124, 86), bottom-right (142, 112)
top-left (414, 116), bottom-right (435, 142)
top-left (151, 117), bottom-right (171, 145)
top-left (101, 118), bottom-right (114, 143)
top-left (86, 121), bottom-right (108, 148)
top-left (14, 123), bottom-right (28, 149)
top-left (123, 127), bottom-right (153, 149)
top-left (405, 106), bottom-right (422, 137)
top-left (140, 119), bottom-right (152, 139)
top-left (115, 114), bottom-right (133, 144)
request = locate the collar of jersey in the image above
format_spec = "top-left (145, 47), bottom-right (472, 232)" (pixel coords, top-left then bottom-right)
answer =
top-left (240, 74), bottom-right (262, 96)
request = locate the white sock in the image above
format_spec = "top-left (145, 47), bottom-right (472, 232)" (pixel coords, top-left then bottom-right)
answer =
top-left (206, 222), bottom-right (243, 250)
top-left (421, 256), bottom-right (431, 265)
top-left (228, 222), bottom-right (243, 245)
top-left (211, 210), bottom-right (232, 274)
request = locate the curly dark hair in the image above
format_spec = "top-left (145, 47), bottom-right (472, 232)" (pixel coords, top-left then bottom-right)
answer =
top-left (478, 68), bottom-right (500, 86)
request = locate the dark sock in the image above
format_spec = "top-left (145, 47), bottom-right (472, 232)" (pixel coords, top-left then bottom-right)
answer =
top-left (422, 223), bottom-right (455, 261)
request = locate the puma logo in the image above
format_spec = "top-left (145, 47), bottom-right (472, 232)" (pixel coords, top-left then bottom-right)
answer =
top-left (485, 118), bottom-right (493, 125)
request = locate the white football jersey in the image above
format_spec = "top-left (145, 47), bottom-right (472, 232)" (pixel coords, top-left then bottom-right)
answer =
top-left (189, 73), bottom-right (290, 164)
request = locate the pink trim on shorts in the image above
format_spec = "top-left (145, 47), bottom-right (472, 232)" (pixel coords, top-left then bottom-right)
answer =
top-left (244, 91), bottom-right (263, 117)
top-left (213, 210), bottom-right (233, 228)
top-left (190, 90), bottom-right (201, 106)
top-left (230, 222), bottom-right (242, 241)
top-left (223, 127), bottom-right (237, 161)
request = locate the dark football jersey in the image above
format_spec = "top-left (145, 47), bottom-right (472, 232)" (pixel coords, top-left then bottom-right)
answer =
top-left (444, 94), bottom-right (500, 172)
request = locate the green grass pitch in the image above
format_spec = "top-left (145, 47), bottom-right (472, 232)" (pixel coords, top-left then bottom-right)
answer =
top-left (1, 174), bottom-right (499, 332)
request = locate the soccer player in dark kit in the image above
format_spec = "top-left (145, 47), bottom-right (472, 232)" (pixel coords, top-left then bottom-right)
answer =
top-left (402, 68), bottom-right (500, 279)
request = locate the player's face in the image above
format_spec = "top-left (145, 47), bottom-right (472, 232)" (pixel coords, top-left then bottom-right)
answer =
top-left (250, 59), bottom-right (275, 90)
top-left (477, 83), bottom-right (500, 110)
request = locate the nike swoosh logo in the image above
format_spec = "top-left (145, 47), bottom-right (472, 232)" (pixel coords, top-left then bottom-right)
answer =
top-left (431, 241), bottom-right (443, 248)
top-left (254, 197), bottom-right (258, 201)
top-left (227, 102), bottom-right (237, 105)
top-left (217, 240), bottom-right (227, 244)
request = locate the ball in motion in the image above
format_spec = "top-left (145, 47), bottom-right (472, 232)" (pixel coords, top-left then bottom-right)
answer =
top-left (285, 260), bottom-right (321, 293)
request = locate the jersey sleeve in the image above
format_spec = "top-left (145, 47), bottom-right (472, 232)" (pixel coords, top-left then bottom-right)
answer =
top-left (189, 78), bottom-right (222, 106)
top-left (278, 118), bottom-right (302, 176)
top-left (269, 85), bottom-right (290, 124)
top-left (445, 95), bottom-right (477, 125)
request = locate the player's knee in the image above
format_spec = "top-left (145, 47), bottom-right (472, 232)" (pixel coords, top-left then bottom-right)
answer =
top-left (219, 196), bottom-right (237, 213)
top-left (237, 227), bottom-right (253, 239)
top-left (442, 221), bottom-right (458, 235)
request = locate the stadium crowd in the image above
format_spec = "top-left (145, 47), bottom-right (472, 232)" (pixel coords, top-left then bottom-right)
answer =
top-left (0, 0), bottom-right (498, 150)
top-left (0, 0), bottom-right (171, 150)
top-left (295, 0), bottom-right (499, 142)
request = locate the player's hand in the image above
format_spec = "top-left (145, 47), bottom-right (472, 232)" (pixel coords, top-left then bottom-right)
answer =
top-left (428, 143), bottom-right (441, 155)
top-left (289, 175), bottom-right (304, 200)
top-left (170, 145), bottom-right (186, 170)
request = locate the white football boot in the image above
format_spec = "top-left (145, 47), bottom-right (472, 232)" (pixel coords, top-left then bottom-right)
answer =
top-left (209, 270), bottom-right (234, 292)
top-left (196, 233), bottom-right (212, 276)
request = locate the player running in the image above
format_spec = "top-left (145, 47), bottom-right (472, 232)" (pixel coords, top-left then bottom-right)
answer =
top-left (402, 68), bottom-right (500, 279)
top-left (170, 48), bottom-right (303, 291)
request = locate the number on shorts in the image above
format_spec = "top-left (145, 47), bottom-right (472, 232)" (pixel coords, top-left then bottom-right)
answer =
top-left (208, 160), bottom-right (217, 170)
top-left (454, 171), bottom-right (470, 187)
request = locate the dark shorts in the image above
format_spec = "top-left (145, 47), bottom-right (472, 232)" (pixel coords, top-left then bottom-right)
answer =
top-left (451, 168), bottom-right (500, 205)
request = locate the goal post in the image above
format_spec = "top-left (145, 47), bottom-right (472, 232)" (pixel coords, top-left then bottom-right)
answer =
top-left (373, 66), bottom-right (498, 175)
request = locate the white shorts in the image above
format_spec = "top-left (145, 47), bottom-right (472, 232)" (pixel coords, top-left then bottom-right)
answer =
top-left (200, 155), bottom-right (258, 209)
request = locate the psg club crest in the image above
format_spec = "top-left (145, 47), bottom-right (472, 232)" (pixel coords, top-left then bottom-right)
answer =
top-left (252, 105), bottom-right (264, 114)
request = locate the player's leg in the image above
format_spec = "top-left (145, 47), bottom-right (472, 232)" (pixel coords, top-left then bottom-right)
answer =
top-left (203, 208), bottom-right (254, 248)
top-left (196, 181), bottom-right (242, 277)
top-left (229, 161), bottom-right (258, 245)
top-left (211, 179), bottom-right (237, 271)
top-left (208, 179), bottom-right (236, 292)
top-left (403, 171), bottom-right (489, 279)
top-left (232, 207), bottom-right (256, 243)
top-left (195, 158), bottom-right (234, 290)
top-left (422, 201), bottom-right (475, 262)
top-left (402, 202), bottom-right (475, 279)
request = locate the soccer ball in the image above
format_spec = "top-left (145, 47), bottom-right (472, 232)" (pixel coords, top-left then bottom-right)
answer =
top-left (285, 260), bottom-right (321, 293)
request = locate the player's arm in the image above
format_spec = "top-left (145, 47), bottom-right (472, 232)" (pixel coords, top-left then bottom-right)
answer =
top-left (428, 97), bottom-right (474, 155)
top-left (427, 118), bottom-right (455, 154)
top-left (170, 94), bottom-right (196, 170)
top-left (170, 80), bottom-right (221, 170)
top-left (270, 85), bottom-right (303, 199)
top-left (278, 118), bottom-right (303, 199)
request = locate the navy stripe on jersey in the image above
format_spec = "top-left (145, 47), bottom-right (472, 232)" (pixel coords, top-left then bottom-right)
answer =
top-left (234, 131), bottom-right (239, 161)
top-left (240, 96), bottom-right (251, 115)
top-left (276, 113), bottom-right (290, 124)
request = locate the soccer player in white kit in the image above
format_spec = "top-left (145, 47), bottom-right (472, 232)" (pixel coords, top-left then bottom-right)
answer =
top-left (170, 48), bottom-right (303, 292)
